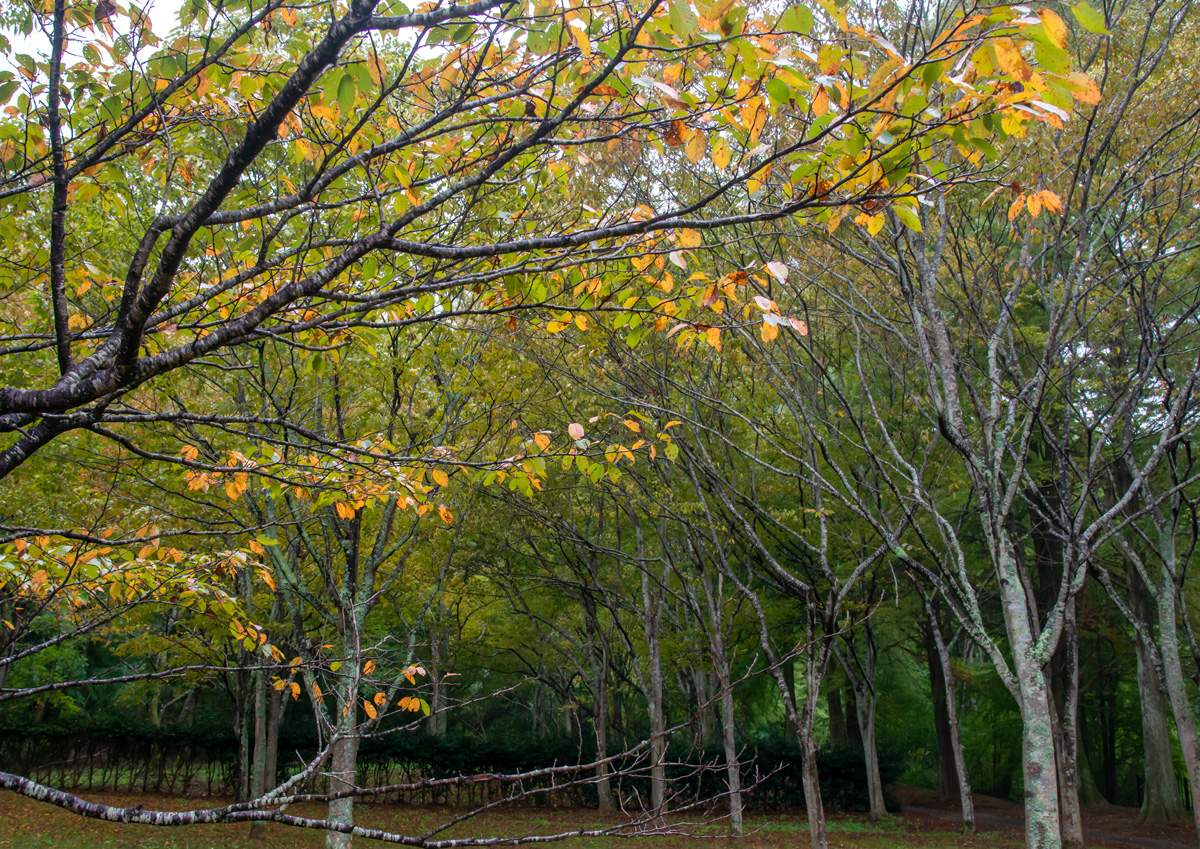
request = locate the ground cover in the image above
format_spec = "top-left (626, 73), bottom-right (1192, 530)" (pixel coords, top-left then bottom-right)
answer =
top-left (2, 785), bottom-right (1188, 849)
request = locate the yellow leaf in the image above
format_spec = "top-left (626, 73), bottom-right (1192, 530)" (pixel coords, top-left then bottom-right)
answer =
top-left (534, 432), bottom-right (551, 451)
top-left (1038, 190), bottom-right (1063, 214)
top-left (812, 87), bottom-right (829, 117)
top-left (761, 318), bottom-right (779, 343)
top-left (622, 419), bottom-right (641, 433)
top-left (364, 659), bottom-right (377, 675)
top-left (438, 504), bottom-right (454, 525)
top-left (1037, 9), bottom-right (1068, 48)
top-left (1028, 192), bottom-right (1043, 218)
top-left (374, 691), bottom-right (387, 706)
top-left (685, 129), bottom-right (707, 164)
top-left (181, 444), bottom-right (199, 461)
top-left (706, 327), bottom-right (721, 351)
top-left (710, 139), bottom-right (730, 170)
top-left (574, 314), bottom-right (588, 331)
top-left (313, 683), bottom-right (323, 700)
top-left (363, 699), bottom-right (377, 719)
top-left (290, 682), bottom-right (301, 700)
top-left (680, 228), bottom-right (702, 248)
top-left (1008, 195), bottom-right (1025, 221)
top-left (431, 469), bottom-right (449, 487)
top-left (570, 24), bottom-right (591, 57)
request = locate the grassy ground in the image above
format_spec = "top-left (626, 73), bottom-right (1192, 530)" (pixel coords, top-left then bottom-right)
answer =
top-left (0, 791), bottom-right (1028, 849)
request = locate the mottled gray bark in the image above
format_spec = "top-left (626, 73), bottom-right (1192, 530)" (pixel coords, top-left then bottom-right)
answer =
top-left (325, 680), bottom-right (360, 849)
top-left (998, 535), bottom-right (1062, 849)
top-left (1053, 598), bottom-right (1084, 849)
top-left (1131, 571), bottom-right (1183, 822)
top-left (922, 597), bottom-right (973, 834)
top-left (249, 669), bottom-right (269, 840)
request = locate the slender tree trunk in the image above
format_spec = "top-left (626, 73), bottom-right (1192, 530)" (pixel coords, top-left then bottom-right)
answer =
top-left (1131, 571), bottom-right (1183, 822)
top-left (1156, 574), bottom-right (1200, 843)
top-left (641, 568), bottom-right (666, 814)
top-left (924, 622), bottom-right (959, 798)
top-left (997, 534), bottom-right (1062, 849)
top-left (924, 606), bottom-right (974, 833)
top-left (249, 669), bottom-right (269, 839)
top-left (782, 659), bottom-right (799, 741)
top-left (853, 683), bottom-right (886, 821)
top-left (693, 668), bottom-right (715, 748)
top-left (839, 630), bottom-right (885, 822)
top-left (799, 696), bottom-right (828, 849)
top-left (265, 684), bottom-right (286, 798)
top-left (326, 681), bottom-right (360, 849)
top-left (236, 668), bottom-right (252, 804)
top-left (827, 685), bottom-right (848, 746)
top-left (593, 670), bottom-right (613, 813)
top-left (1053, 598), bottom-right (1084, 849)
top-left (428, 619), bottom-right (447, 738)
top-left (716, 662), bottom-right (743, 837)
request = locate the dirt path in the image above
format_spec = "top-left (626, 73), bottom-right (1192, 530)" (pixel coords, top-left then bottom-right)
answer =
top-left (892, 786), bottom-right (1196, 849)
top-left (901, 805), bottom-right (1192, 849)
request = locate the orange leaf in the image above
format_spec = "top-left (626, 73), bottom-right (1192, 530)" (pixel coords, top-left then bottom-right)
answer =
top-left (1037, 9), bottom-right (1068, 48)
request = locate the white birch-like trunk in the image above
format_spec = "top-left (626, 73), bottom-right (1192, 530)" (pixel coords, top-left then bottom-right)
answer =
top-left (997, 534), bottom-right (1062, 849)
top-left (1155, 574), bottom-right (1200, 842)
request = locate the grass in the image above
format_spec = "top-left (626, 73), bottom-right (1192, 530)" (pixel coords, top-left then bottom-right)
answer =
top-left (0, 790), bottom-right (1030, 849)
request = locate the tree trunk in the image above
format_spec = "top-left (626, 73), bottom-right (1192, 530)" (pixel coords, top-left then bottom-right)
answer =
top-left (853, 682), bottom-right (886, 822)
top-left (800, 649), bottom-right (829, 849)
top-left (716, 663), bottom-right (743, 836)
top-left (827, 685), bottom-right (848, 746)
top-left (924, 607), bottom-right (974, 833)
top-left (782, 658), bottom-right (798, 741)
top-left (1131, 570), bottom-right (1183, 822)
top-left (641, 568), bottom-right (666, 814)
top-left (249, 670), bottom-right (269, 839)
top-left (1155, 573), bottom-right (1200, 843)
top-left (924, 621), bottom-right (959, 798)
top-left (235, 667), bottom-right (252, 804)
top-left (593, 670), bottom-right (613, 813)
top-left (1053, 597), bottom-right (1084, 849)
top-left (326, 682), bottom-right (360, 849)
top-left (997, 534), bottom-right (1062, 849)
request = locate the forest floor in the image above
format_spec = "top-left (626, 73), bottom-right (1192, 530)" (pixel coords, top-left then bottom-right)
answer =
top-left (0, 785), bottom-right (1192, 849)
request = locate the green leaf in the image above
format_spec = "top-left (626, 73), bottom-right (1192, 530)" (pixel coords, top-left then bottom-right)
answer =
top-left (765, 77), bottom-right (792, 105)
top-left (892, 204), bottom-right (922, 232)
top-left (668, 1), bottom-right (700, 40)
top-left (1071, 1), bottom-right (1111, 34)
top-left (1034, 41), bottom-right (1070, 76)
top-left (779, 4), bottom-right (814, 34)
top-left (337, 72), bottom-right (356, 116)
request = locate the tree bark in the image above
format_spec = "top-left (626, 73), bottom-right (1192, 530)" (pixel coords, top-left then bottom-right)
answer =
top-left (1131, 570), bottom-right (1183, 822)
top-left (249, 669), bottom-right (269, 840)
top-left (325, 681), bottom-right (360, 849)
top-left (641, 567), bottom-right (666, 814)
top-left (1155, 572), bottom-right (1200, 842)
top-left (997, 533), bottom-right (1062, 849)
top-left (1053, 598), bottom-right (1084, 849)
top-left (593, 666), bottom-right (613, 813)
top-left (923, 621), bottom-right (959, 798)
top-left (716, 662), bottom-right (743, 836)
top-left (922, 602), bottom-right (974, 834)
